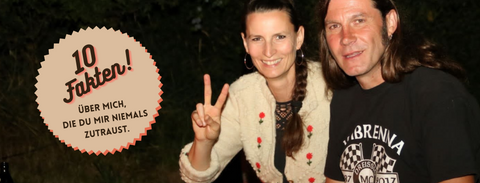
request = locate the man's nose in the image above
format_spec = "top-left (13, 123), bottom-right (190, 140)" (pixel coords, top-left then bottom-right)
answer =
top-left (341, 27), bottom-right (356, 46)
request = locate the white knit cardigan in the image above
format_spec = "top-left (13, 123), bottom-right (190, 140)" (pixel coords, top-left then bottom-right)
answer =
top-left (179, 61), bottom-right (331, 183)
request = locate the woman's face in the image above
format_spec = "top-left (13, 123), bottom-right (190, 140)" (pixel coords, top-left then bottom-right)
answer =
top-left (242, 10), bottom-right (304, 81)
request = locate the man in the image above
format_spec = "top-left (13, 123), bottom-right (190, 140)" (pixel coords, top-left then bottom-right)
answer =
top-left (316, 0), bottom-right (480, 182)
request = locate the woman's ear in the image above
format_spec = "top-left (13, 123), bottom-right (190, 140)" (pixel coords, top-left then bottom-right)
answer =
top-left (296, 26), bottom-right (305, 50)
top-left (241, 32), bottom-right (249, 53)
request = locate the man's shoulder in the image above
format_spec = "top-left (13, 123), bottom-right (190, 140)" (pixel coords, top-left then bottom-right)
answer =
top-left (403, 67), bottom-right (469, 99)
top-left (410, 67), bottom-right (455, 79)
top-left (406, 67), bottom-right (463, 87)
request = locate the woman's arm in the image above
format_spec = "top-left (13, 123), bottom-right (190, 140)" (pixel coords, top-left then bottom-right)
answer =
top-left (439, 175), bottom-right (475, 183)
top-left (326, 177), bottom-right (344, 183)
top-left (188, 74), bottom-right (229, 170)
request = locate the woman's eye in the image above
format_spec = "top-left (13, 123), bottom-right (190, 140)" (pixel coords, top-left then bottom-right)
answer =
top-left (276, 35), bottom-right (286, 39)
top-left (251, 37), bottom-right (261, 41)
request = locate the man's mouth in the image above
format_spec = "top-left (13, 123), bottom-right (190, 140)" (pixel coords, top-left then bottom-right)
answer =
top-left (344, 51), bottom-right (363, 59)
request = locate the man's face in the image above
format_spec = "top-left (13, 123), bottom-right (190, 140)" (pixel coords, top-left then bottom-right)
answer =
top-left (324, 0), bottom-right (388, 85)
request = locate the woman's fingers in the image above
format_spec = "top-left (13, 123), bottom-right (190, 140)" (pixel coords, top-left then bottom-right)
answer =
top-left (214, 83), bottom-right (230, 110)
top-left (195, 103), bottom-right (206, 126)
top-left (195, 74), bottom-right (227, 130)
top-left (191, 110), bottom-right (204, 128)
top-left (205, 115), bottom-right (220, 133)
top-left (203, 74), bottom-right (212, 107)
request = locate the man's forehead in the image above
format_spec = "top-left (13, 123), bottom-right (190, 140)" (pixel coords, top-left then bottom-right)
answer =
top-left (325, 0), bottom-right (378, 20)
top-left (327, 0), bottom-right (376, 13)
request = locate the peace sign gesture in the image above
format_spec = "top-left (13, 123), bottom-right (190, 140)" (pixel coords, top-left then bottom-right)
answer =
top-left (191, 74), bottom-right (229, 143)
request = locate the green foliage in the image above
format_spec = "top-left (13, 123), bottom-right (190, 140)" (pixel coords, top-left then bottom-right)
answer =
top-left (0, 0), bottom-right (479, 182)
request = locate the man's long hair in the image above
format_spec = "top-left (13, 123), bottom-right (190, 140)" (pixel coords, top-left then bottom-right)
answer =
top-left (316, 0), bottom-right (467, 91)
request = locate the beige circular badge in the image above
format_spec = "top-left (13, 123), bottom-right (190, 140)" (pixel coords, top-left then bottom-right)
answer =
top-left (36, 27), bottom-right (162, 155)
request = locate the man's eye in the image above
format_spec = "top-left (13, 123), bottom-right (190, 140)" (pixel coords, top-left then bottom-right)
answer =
top-left (328, 24), bottom-right (339, 30)
top-left (355, 19), bottom-right (365, 23)
top-left (276, 35), bottom-right (286, 39)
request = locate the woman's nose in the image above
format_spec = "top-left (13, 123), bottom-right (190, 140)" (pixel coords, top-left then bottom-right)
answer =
top-left (263, 41), bottom-right (276, 57)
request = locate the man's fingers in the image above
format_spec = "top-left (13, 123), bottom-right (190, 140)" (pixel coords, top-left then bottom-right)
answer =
top-left (214, 83), bottom-right (230, 109)
top-left (195, 103), bottom-right (206, 126)
top-left (204, 74), bottom-right (212, 106)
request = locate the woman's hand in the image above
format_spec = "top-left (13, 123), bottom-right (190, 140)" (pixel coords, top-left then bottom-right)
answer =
top-left (188, 74), bottom-right (229, 170)
top-left (191, 74), bottom-right (229, 144)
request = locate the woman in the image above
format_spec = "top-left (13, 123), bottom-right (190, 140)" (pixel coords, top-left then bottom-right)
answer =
top-left (179, 0), bottom-right (330, 182)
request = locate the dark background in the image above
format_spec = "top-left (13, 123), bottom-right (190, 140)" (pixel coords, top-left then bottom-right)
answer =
top-left (0, 0), bottom-right (478, 182)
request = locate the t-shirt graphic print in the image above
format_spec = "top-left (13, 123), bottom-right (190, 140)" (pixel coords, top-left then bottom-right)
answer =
top-left (340, 143), bottom-right (399, 183)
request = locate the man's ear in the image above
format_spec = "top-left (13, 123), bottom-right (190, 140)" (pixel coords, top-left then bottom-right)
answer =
top-left (385, 9), bottom-right (398, 37)
top-left (241, 32), bottom-right (249, 53)
top-left (296, 26), bottom-right (305, 50)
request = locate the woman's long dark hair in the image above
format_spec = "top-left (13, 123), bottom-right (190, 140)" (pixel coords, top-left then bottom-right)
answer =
top-left (316, 0), bottom-right (467, 91)
top-left (242, 0), bottom-right (308, 157)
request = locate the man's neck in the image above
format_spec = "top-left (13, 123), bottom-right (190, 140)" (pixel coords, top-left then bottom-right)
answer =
top-left (357, 65), bottom-right (385, 90)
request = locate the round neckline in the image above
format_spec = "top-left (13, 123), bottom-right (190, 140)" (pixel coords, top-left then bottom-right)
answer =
top-left (276, 100), bottom-right (293, 105)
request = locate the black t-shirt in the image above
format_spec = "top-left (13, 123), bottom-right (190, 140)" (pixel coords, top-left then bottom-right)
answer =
top-left (325, 67), bottom-right (480, 183)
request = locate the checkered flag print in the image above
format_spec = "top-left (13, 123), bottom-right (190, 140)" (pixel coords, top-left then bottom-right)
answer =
top-left (371, 144), bottom-right (386, 166)
top-left (340, 143), bottom-right (363, 170)
top-left (371, 143), bottom-right (396, 173)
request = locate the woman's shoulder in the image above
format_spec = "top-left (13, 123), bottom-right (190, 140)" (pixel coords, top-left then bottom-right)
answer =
top-left (306, 60), bottom-right (323, 78)
top-left (306, 60), bottom-right (321, 69)
top-left (229, 71), bottom-right (264, 93)
top-left (306, 60), bottom-right (329, 93)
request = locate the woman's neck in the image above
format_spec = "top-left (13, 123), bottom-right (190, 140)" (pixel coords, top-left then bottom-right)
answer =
top-left (266, 73), bottom-right (296, 103)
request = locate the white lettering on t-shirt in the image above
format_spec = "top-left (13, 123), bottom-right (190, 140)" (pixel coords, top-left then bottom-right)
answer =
top-left (372, 125), bottom-right (379, 139)
top-left (363, 124), bottom-right (372, 138)
top-left (343, 124), bottom-right (405, 155)
top-left (354, 125), bottom-right (362, 139)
